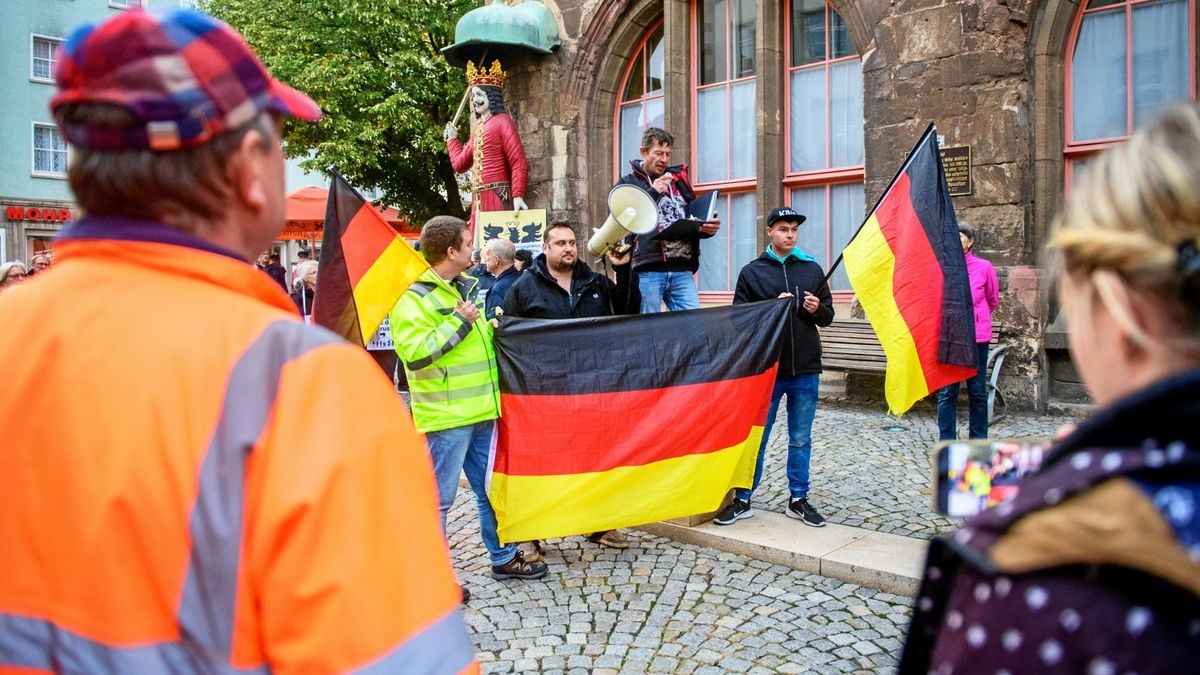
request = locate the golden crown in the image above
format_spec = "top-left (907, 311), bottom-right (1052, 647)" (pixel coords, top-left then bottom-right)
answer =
top-left (466, 59), bottom-right (507, 89)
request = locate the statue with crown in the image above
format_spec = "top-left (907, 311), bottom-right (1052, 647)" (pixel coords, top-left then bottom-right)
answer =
top-left (444, 60), bottom-right (529, 222)
top-left (441, 1), bottom-right (560, 226)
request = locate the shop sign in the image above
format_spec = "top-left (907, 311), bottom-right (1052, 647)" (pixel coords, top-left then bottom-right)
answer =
top-left (5, 205), bottom-right (75, 223)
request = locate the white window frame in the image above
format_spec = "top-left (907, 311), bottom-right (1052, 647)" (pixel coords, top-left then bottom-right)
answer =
top-left (109, 1), bottom-right (145, 9)
top-left (31, 123), bottom-right (69, 179)
top-left (30, 34), bottom-right (62, 84)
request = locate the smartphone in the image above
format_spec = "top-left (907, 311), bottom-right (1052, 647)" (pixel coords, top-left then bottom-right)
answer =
top-left (932, 438), bottom-right (1053, 517)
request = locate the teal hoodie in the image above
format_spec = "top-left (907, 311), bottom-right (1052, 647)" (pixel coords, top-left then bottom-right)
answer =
top-left (765, 245), bottom-right (817, 264)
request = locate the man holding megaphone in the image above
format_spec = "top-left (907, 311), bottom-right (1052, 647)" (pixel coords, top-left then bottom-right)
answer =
top-left (615, 127), bottom-right (721, 313)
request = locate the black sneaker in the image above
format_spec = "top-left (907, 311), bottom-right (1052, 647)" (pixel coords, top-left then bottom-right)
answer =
top-left (713, 499), bottom-right (753, 526)
top-left (491, 549), bottom-right (549, 580)
top-left (787, 498), bottom-right (826, 527)
top-left (460, 586), bottom-right (470, 604)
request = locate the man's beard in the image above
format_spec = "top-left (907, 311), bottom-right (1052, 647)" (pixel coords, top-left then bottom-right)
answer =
top-left (549, 256), bottom-right (574, 273)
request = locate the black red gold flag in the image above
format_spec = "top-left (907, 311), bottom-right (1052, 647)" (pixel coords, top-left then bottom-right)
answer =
top-left (841, 124), bottom-right (976, 414)
top-left (313, 170), bottom-right (427, 346)
top-left (489, 300), bottom-right (790, 542)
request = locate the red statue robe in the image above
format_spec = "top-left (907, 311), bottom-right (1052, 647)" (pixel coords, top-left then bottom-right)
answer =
top-left (447, 113), bottom-right (528, 224)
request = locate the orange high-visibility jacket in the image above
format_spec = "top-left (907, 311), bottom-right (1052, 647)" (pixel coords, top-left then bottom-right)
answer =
top-left (0, 220), bottom-right (478, 674)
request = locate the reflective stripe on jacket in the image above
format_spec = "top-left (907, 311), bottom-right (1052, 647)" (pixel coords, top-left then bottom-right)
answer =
top-left (0, 222), bottom-right (477, 675)
top-left (389, 266), bottom-right (500, 433)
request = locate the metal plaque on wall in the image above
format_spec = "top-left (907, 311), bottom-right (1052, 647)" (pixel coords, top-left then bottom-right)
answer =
top-left (940, 145), bottom-right (972, 196)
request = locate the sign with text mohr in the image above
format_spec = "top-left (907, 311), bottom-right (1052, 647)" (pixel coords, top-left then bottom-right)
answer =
top-left (5, 205), bottom-right (75, 223)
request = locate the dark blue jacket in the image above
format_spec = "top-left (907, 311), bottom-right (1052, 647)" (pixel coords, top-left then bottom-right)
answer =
top-left (485, 265), bottom-right (520, 319)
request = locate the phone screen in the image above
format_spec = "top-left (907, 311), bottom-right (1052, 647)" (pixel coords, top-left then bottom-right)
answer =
top-left (933, 438), bottom-right (1053, 517)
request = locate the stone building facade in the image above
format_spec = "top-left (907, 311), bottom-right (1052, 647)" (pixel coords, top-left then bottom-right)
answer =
top-left (489, 0), bottom-right (1197, 411)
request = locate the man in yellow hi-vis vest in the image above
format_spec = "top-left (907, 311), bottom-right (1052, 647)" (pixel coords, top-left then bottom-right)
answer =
top-left (390, 216), bottom-right (550, 600)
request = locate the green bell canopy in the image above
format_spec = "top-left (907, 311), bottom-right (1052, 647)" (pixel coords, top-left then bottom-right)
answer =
top-left (442, 0), bottom-right (561, 68)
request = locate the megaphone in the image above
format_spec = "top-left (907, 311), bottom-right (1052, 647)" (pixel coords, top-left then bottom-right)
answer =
top-left (587, 184), bottom-right (658, 256)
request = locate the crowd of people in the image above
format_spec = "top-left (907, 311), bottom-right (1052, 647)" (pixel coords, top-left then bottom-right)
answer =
top-left (0, 251), bottom-right (53, 292)
top-left (2, 6), bottom-right (1196, 673)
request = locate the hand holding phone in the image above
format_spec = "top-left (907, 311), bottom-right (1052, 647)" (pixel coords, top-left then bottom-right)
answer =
top-left (933, 438), bottom-right (1052, 517)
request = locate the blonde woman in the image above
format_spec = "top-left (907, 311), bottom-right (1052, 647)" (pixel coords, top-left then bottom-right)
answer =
top-left (902, 105), bottom-right (1200, 672)
top-left (0, 262), bottom-right (28, 290)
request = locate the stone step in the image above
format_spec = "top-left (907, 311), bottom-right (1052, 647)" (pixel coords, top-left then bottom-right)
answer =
top-left (637, 511), bottom-right (928, 597)
top-left (463, 475), bottom-right (930, 595)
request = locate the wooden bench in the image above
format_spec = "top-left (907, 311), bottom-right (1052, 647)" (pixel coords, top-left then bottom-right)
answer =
top-left (819, 319), bottom-right (1009, 422)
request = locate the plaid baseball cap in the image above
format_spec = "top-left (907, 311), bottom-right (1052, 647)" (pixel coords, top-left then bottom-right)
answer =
top-left (51, 9), bottom-right (320, 152)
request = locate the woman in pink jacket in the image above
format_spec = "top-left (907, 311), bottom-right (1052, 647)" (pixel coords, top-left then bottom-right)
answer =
top-left (937, 223), bottom-right (999, 439)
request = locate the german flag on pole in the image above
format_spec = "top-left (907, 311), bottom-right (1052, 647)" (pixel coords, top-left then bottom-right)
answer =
top-left (313, 170), bottom-right (428, 346)
top-left (841, 124), bottom-right (976, 415)
top-left (489, 300), bottom-right (791, 543)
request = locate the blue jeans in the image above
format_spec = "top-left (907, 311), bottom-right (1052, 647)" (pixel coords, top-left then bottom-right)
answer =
top-left (425, 420), bottom-right (516, 566)
top-left (638, 270), bottom-right (700, 313)
top-left (736, 372), bottom-right (819, 503)
top-left (937, 342), bottom-right (990, 440)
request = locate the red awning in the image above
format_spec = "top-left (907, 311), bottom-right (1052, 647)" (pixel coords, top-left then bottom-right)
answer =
top-left (280, 186), bottom-right (415, 241)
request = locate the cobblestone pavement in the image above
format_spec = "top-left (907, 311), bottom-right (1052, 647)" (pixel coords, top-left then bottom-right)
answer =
top-left (402, 379), bottom-right (1083, 539)
top-left (448, 500), bottom-right (915, 674)
top-left (747, 397), bottom-right (1084, 538)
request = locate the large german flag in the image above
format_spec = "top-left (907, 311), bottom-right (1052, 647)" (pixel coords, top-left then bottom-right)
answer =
top-left (489, 299), bottom-right (791, 543)
top-left (313, 170), bottom-right (428, 346)
top-left (842, 124), bottom-right (976, 415)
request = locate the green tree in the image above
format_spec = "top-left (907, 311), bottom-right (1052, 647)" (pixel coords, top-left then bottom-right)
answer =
top-left (206, 0), bottom-right (475, 222)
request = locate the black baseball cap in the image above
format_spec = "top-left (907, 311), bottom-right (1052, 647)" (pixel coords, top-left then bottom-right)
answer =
top-left (767, 207), bottom-right (806, 227)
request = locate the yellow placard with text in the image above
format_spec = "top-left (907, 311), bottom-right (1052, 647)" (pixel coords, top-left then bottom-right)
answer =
top-left (476, 209), bottom-right (547, 252)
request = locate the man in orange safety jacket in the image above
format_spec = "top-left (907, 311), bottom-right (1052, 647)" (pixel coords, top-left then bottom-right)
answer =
top-left (0, 8), bottom-right (476, 674)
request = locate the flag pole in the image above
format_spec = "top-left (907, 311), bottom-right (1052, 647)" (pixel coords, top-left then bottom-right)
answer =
top-left (450, 88), bottom-right (470, 128)
top-left (325, 165), bottom-right (375, 204)
top-left (824, 122), bottom-right (938, 283)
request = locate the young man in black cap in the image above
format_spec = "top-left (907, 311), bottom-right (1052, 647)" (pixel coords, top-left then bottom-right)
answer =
top-left (715, 207), bottom-right (835, 527)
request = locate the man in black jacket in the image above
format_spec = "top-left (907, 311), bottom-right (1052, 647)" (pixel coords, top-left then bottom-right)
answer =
top-left (499, 220), bottom-right (640, 552)
top-left (614, 127), bottom-right (719, 313)
top-left (714, 206), bottom-right (835, 528)
top-left (500, 221), bottom-right (640, 320)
